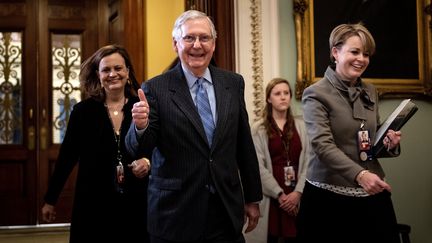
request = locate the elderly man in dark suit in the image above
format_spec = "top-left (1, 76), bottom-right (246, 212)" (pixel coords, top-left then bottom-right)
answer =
top-left (125, 10), bottom-right (262, 243)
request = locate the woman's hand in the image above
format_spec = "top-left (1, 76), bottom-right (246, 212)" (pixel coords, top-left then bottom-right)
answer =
top-left (41, 203), bottom-right (56, 222)
top-left (278, 191), bottom-right (301, 215)
top-left (383, 130), bottom-right (401, 151)
top-left (357, 170), bottom-right (392, 195)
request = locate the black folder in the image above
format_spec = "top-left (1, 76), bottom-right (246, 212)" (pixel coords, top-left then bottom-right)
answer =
top-left (373, 99), bottom-right (418, 155)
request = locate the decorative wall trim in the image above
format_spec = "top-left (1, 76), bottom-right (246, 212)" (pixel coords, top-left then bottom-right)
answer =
top-left (293, 0), bottom-right (308, 100)
top-left (0, 3), bottom-right (26, 17)
top-left (49, 6), bottom-right (85, 19)
top-left (250, 0), bottom-right (264, 121)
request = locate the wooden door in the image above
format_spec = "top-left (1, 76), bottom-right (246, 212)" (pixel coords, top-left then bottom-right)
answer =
top-left (0, 0), bottom-right (38, 225)
top-left (0, 0), bottom-right (108, 226)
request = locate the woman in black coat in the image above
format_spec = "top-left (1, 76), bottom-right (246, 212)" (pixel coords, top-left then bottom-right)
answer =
top-left (41, 44), bottom-right (150, 242)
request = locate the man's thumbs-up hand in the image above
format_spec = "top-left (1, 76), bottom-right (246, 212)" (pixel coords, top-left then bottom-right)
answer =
top-left (132, 88), bottom-right (150, 130)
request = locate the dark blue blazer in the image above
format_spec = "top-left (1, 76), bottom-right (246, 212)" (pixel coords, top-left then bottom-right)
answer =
top-left (126, 63), bottom-right (262, 241)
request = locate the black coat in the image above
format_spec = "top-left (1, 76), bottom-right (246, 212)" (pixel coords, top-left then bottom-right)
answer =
top-left (44, 97), bottom-right (148, 242)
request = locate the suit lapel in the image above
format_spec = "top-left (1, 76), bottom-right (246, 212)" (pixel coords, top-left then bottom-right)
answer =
top-left (169, 64), bottom-right (209, 145)
top-left (211, 67), bottom-right (232, 148)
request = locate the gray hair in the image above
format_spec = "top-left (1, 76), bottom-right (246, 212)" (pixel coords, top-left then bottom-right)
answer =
top-left (172, 10), bottom-right (217, 41)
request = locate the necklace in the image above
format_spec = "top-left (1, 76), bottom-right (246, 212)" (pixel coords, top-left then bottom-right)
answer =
top-left (107, 109), bottom-right (125, 194)
top-left (105, 97), bottom-right (126, 116)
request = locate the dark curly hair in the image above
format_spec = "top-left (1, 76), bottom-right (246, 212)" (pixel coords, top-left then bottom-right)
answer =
top-left (79, 44), bottom-right (140, 101)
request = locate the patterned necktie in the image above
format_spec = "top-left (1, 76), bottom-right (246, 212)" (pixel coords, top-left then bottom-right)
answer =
top-left (195, 78), bottom-right (215, 146)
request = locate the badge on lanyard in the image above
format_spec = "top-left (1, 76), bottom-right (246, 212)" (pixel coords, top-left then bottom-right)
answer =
top-left (116, 162), bottom-right (125, 184)
top-left (283, 160), bottom-right (296, 187)
top-left (357, 121), bottom-right (372, 161)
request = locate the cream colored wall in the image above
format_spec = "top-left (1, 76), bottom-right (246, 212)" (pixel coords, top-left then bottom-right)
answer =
top-left (235, 0), bottom-right (281, 124)
top-left (145, 0), bottom-right (184, 80)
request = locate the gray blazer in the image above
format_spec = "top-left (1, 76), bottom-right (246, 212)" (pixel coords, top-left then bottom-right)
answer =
top-left (125, 63), bottom-right (262, 241)
top-left (302, 66), bottom-right (398, 187)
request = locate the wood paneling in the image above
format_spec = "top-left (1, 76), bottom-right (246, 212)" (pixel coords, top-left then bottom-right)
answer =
top-left (108, 0), bottom-right (146, 83)
top-left (186, 0), bottom-right (236, 71)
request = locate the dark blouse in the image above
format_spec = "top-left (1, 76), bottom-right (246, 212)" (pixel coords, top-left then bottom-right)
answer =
top-left (267, 124), bottom-right (302, 237)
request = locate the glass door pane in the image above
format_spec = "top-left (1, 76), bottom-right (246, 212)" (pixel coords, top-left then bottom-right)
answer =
top-left (51, 34), bottom-right (82, 144)
top-left (0, 32), bottom-right (23, 145)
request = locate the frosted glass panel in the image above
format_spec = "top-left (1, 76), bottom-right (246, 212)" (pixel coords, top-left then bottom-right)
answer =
top-left (52, 34), bottom-right (81, 144)
top-left (0, 32), bottom-right (22, 145)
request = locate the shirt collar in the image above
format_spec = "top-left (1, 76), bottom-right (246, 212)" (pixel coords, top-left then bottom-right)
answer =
top-left (181, 63), bottom-right (212, 88)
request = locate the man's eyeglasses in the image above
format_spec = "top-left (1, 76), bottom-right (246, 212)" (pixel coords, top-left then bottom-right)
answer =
top-left (181, 35), bottom-right (213, 44)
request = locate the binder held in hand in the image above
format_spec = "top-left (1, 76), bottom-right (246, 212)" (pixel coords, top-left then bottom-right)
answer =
top-left (373, 99), bottom-right (418, 155)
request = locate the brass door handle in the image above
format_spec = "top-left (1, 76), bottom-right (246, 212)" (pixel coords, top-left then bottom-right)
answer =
top-left (28, 126), bottom-right (35, 150)
top-left (28, 109), bottom-right (35, 150)
top-left (40, 109), bottom-right (47, 150)
top-left (40, 126), bottom-right (47, 150)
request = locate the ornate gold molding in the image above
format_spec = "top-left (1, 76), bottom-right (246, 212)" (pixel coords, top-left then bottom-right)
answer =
top-left (250, 0), bottom-right (264, 121)
top-left (293, 0), bottom-right (309, 100)
top-left (425, 1), bottom-right (432, 95)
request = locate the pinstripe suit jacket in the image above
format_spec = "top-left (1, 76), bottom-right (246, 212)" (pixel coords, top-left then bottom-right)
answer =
top-left (125, 63), bottom-right (262, 241)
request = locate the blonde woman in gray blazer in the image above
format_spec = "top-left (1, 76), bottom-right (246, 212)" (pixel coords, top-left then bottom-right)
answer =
top-left (245, 78), bottom-right (310, 243)
top-left (297, 23), bottom-right (401, 242)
